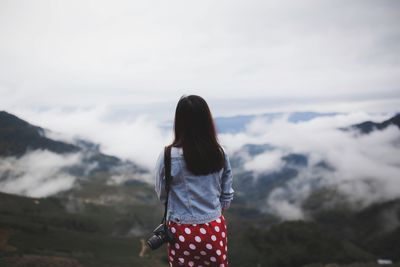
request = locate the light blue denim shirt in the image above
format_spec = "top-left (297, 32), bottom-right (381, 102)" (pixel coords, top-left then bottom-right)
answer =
top-left (154, 146), bottom-right (234, 224)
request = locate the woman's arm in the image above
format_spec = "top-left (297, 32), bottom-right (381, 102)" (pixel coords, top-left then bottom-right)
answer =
top-left (154, 148), bottom-right (167, 204)
top-left (220, 147), bottom-right (234, 210)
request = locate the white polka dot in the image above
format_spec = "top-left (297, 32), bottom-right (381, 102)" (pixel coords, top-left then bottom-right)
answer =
top-left (205, 223), bottom-right (209, 226)
top-left (194, 256), bottom-right (200, 260)
top-left (225, 245), bottom-right (227, 251)
top-left (179, 235), bottom-right (185, 242)
top-left (220, 264), bottom-right (225, 267)
top-left (171, 227), bottom-right (176, 233)
top-left (192, 224), bottom-right (197, 226)
top-left (184, 227), bottom-right (191, 234)
top-left (223, 254), bottom-right (226, 260)
top-left (171, 250), bottom-right (175, 255)
top-left (189, 244), bottom-right (196, 250)
top-left (211, 235), bottom-right (217, 241)
top-left (178, 258), bottom-right (184, 263)
top-left (216, 249), bottom-right (221, 255)
top-left (219, 241), bottom-right (223, 246)
top-left (195, 236), bottom-right (202, 242)
top-left (214, 226), bottom-right (220, 232)
top-left (200, 250), bottom-right (207, 255)
top-left (221, 232), bottom-right (226, 238)
top-left (216, 218), bottom-right (221, 223)
top-left (210, 256), bottom-right (216, 262)
top-left (169, 256), bottom-right (174, 261)
top-left (188, 261), bottom-right (194, 267)
top-left (200, 228), bottom-right (206, 234)
top-left (204, 261), bottom-right (210, 265)
top-left (175, 243), bottom-right (180, 249)
top-left (206, 243), bottom-right (213, 249)
top-left (184, 250), bottom-right (190, 256)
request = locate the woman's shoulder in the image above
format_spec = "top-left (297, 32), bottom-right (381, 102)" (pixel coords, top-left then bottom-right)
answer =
top-left (170, 146), bottom-right (183, 157)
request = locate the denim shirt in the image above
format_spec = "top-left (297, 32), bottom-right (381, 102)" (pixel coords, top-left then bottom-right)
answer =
top-left (154, 146), bottom-right (234, 224)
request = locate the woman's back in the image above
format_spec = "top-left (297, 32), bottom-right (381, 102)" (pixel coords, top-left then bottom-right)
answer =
top-left (154, 145), bottom-right (234, 224)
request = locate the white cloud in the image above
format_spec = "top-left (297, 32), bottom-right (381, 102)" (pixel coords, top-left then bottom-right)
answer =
top-left (220, 111), bottom-right (400, 220)
top-left (0, 150), bottom-right (81, 197)
top-left (1, 103), bottom-right (399, 216)
top-left (244, 150), bottom-right (285, 174)
top-left (9, 106), bottom-right (172, 170)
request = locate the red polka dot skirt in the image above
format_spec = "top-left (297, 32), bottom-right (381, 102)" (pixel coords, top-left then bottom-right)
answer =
top-left (167, 214), bottom-right (229, 267)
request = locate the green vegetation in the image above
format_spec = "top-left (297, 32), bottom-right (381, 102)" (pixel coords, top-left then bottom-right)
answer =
top-left (1, 190), bottom-right (400, 267)
top-left (0, 191), bottom-right (168, 267)
top-left (1, 111), bottom-right (399, 266)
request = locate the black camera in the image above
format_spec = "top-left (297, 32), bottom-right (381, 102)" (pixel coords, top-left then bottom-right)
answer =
top-left (146, 223), bottom-right (175, 250)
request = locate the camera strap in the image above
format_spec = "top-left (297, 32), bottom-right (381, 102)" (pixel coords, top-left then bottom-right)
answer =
top-left (161, 145), bottom-right (172, 225)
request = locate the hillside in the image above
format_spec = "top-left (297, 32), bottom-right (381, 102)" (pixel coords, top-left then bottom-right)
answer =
top-left (0, 191), bottom-right (167, 267)
top-left (0, 111), bottom-right (79, 156)
top-left (1, 111), bottom-right (400, 266)
top-left (0, 111), bottom-right (149, 199)
top-left (0, 191), bottom-right (399, 267)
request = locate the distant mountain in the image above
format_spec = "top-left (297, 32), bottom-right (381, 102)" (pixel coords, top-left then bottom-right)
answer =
top-left (0, 111), bottom-right (79, 156)
top-left (159, 111), bottom-right (340, 133)
top-left (346, 113), bottom-right (400, 134)
top-left (1, 110), bottom-right (400, 267)
top-left (215, 111), bottom-right (339, 133)
top-left (0, 110), bottom-right (146, 176)
top-left (0, 111), bottom-right (149, 201)
top-left (230, 143), bottom-right (315, 205)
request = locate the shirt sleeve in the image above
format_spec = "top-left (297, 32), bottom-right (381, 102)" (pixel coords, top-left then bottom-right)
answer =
top-left (154, 148), bottom-right (167, 204)
top-left (220, 146), bottom-right (234, 210)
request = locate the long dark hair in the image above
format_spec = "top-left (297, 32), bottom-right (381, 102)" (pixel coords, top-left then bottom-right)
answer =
top-left (170, 95), bottom-right (225, 175)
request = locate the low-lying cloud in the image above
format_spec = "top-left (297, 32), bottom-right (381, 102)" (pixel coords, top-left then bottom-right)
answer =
top-left (220, 112), bottom-right (400, 220)
top-left (3, 108), bottom-right (399, 220)
top-left (0, 150), bottom-right (81, 197)
top-left (10, 106), bottom-right (172, 170)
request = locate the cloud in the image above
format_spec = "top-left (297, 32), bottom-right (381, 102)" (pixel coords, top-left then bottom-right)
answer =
top-left (244, 150), bottom-right (285, 174)
top-left (1, 104), bottom-right (399, 217)
top-left (9, 106), bottom-right (172, 170)
top-left (0, 150), bottom-right (81, 197)
top-left (220, 111), bottom-right (400, 220)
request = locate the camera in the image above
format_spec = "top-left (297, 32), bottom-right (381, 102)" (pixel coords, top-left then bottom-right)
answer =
top-left (146, 223), bottom-right (175, 250)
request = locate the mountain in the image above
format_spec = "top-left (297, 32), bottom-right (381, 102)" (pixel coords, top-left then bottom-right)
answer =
top-left (159, 111), bottom-right (339, 133)
top-left (215, 111), bottom-right (339, 133)
top-left (1, 110), bottom-right (400, 266)
top-left (0, 111), bottom-right (79, 156)
top-left (0, 110), bottom-right (147, 178)
top-left (229, 143), bottom-right (333, 207)
top-left (346, 113), bottom-right (400, 134)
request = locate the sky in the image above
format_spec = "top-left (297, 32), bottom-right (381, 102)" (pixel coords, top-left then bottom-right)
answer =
top-left (0, 1), bottom-right (400, 203)
top-left (1, 0), bottom-right (400, 121)
top-left (0, 1), bottom-right (399, 218)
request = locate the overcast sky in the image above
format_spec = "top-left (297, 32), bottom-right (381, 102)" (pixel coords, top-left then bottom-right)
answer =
top-left (1, 1), bottom-right (399, 208)
top-left (1, 0), bottom-right (400, 121)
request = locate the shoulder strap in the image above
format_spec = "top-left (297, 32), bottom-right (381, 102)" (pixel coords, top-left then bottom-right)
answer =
top-left (161, 145), bottom-right (172, 224)
top-left (164, 145), bottom-right (172, 191)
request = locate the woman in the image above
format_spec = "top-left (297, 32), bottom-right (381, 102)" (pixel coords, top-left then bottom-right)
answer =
top-left (154, 95), bottom-right (234, 267)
